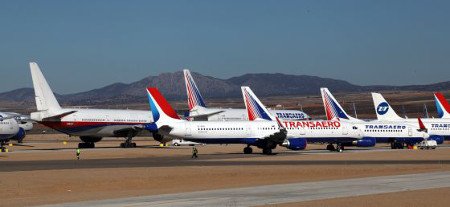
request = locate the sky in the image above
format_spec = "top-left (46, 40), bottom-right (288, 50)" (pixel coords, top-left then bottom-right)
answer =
top-left (1, 0), bottom-right (449, 94)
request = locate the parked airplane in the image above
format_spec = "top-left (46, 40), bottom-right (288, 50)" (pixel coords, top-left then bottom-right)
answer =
top-left (321, 88), bottom-right (429, 149)
top-left (183, 69), bottom-right (310, 121)
top-left (242, 86), bottom-right (366, 152)
top-left (29, 62), bottom-right (155, 148)
top-left (146, 87), bottom-right (305, 155)
top-left (0, 113), bottom-right (25, 151)
top-left (372, 92), bottom-right (447, 144)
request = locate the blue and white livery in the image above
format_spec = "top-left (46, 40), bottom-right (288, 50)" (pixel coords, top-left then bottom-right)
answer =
top-left (321, 88), bottom-right (430, 149)
top-left (372, 92), bottom-right (449, 144)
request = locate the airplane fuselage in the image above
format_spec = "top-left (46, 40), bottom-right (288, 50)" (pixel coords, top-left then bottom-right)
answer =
top-left (32, 108), bottom-right (153, 137)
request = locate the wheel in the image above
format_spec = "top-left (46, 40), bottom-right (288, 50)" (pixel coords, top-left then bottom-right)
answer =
top-left (132, 143), bottom-right (137, 148)
top-left (390, 143), bottom-right (396, 149)
top-left (120, 143), bottom-right (125, 148)
top-left (336, 145), bottom-right (343, 152)
top-left (262, 148), bottom-right (272, 155)
top-left (174, 143), bottom-right (179, 146)
top-left (326, 144), bottom-right (335, 151)
top-left (243, 146), bottom-right (253, 154)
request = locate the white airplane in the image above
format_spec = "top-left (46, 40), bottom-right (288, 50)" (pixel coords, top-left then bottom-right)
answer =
top-left (321, 88), bottom-right (429, 149)
top-left (0, 113), bottom-right (24, 151)
top-left (146, 87), bottom-right (303, 155)
top-left (372, 92), bottom-right (448, 144)
top-left (242, 86), bottom-right (365, 152)
top-left (183, 69), bottom-right (310, 121)
top-left (29, 62), bottom-right (155, 148)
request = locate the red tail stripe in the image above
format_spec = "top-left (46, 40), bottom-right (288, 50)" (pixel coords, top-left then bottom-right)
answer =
top-left (435, 92), bottom-right (450, 113)
top-left (148, 88), bottom-right (180, 120)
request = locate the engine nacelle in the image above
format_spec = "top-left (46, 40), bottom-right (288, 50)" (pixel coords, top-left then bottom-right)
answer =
top-left (428, 135), bottom-right (444, 144)
top-left (282, 138), bottom-right (307, 150)
top-left (79, 136), bottom-right (103, 143)
top-left (152, 132), bottom-right (173, 143)
top-left (11, 127), bottom-right (26, 143)
top-left (352, 137), bottom-right (376, 147)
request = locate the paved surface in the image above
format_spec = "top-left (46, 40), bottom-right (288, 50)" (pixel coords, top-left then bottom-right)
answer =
top-left (1, 156), bottom-right (449, 172)
top-left (40, 171), bottom-right (450, 207)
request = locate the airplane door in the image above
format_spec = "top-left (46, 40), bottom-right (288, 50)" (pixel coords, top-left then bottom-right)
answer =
top-left (408, 127), bottom-right (412, 137)
top-left (185, 123), bottom-right (192, 137)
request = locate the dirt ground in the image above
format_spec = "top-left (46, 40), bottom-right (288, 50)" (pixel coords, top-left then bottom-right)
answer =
top-left (270, 187), bottom-right (450, 207)
top-left (0, 135), bottom-right (449, 206)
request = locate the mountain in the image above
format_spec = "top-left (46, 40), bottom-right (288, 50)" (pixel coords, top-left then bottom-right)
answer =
top-left (0, 72), bottom-right (449, 106)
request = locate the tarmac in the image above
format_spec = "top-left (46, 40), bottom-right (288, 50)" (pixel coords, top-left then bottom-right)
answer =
top-left (40, 171), bottom-right (450, 207)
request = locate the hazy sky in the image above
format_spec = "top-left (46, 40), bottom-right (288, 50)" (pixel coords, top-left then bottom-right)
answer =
top-left (1, 0), bottom-right (449, 94)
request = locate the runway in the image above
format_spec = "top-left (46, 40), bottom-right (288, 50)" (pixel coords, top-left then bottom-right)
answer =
top-left (41, 171), bottom-right (450, 207)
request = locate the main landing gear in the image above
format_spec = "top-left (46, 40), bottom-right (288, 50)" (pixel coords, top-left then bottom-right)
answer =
top-left (120, 133), bottom-right (136, 148)
top-left (326, 143), bottom-right (344, 152)
top-left (1, 141), bottom-right (7, 152)
top-left (243, 145), bottom-right (253, 154)
top-left (390, 142), bottom-right (405, 149)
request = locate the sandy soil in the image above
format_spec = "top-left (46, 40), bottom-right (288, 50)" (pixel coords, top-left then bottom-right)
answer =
top-left (0, 135), bottom-right (449, 206)
top-left (270, 187), bottom-right (450, 207)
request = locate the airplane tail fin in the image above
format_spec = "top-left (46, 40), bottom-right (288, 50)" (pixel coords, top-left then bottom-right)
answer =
top-left (371, 92), bottom-right (403, 120)
top-left (241, 86), bottom-right (274, 121)
top-left (146, 87), bottom-right (181, 123)
top-left (29, 62), bottom-right (61, 113)
top-left (320, 88), bottom-right (353, 120)
top-left (434, 92), bottom-right (450, 118)
top-left (183, 69), bottom-right (206, 110)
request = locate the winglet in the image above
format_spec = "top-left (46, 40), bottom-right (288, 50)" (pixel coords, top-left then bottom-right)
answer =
top-left (418, 117), bottom-right (427, 132)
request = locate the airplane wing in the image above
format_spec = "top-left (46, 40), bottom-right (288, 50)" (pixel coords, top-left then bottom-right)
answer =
top-left (113, 125), bottom-right (143, 137)
top-left (262, 128), bottom-right (288, 146)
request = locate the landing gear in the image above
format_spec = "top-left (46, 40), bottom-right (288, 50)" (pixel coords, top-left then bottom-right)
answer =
top-left (262, 148), bottom-right (272, 155)
top-left (1, 142), bottom-right (6, 152)
top-left (120, 133), bottom-right (136, 148)
top-left (78, 142), bottom-right (95, 148)
top-left (336, 144), bottom-right (344, 152)
top-left (243, 146), bottom-right (253, 154)
top-left (326, 144), bottom-right (336, 151)
top-left (390, 142), bottom-right (404, 149)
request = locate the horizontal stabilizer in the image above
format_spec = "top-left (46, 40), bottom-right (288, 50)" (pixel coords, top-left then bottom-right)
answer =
top-left (41, 111), bottom-right (77, 122)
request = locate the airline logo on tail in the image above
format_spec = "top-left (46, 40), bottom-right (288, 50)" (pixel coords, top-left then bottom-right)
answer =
top-left (147, 87), bottom-right (180, 122)
top-left (434, 92), bottom-right (450, 118)
top-left (242, 87), bottom-right (272, 121)
top-left (376, 102), bottom-right (390, 115)
top-left (321, 88), bottom-right (349, 120)
top-left (183, 69), bottom-right (206, 110)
